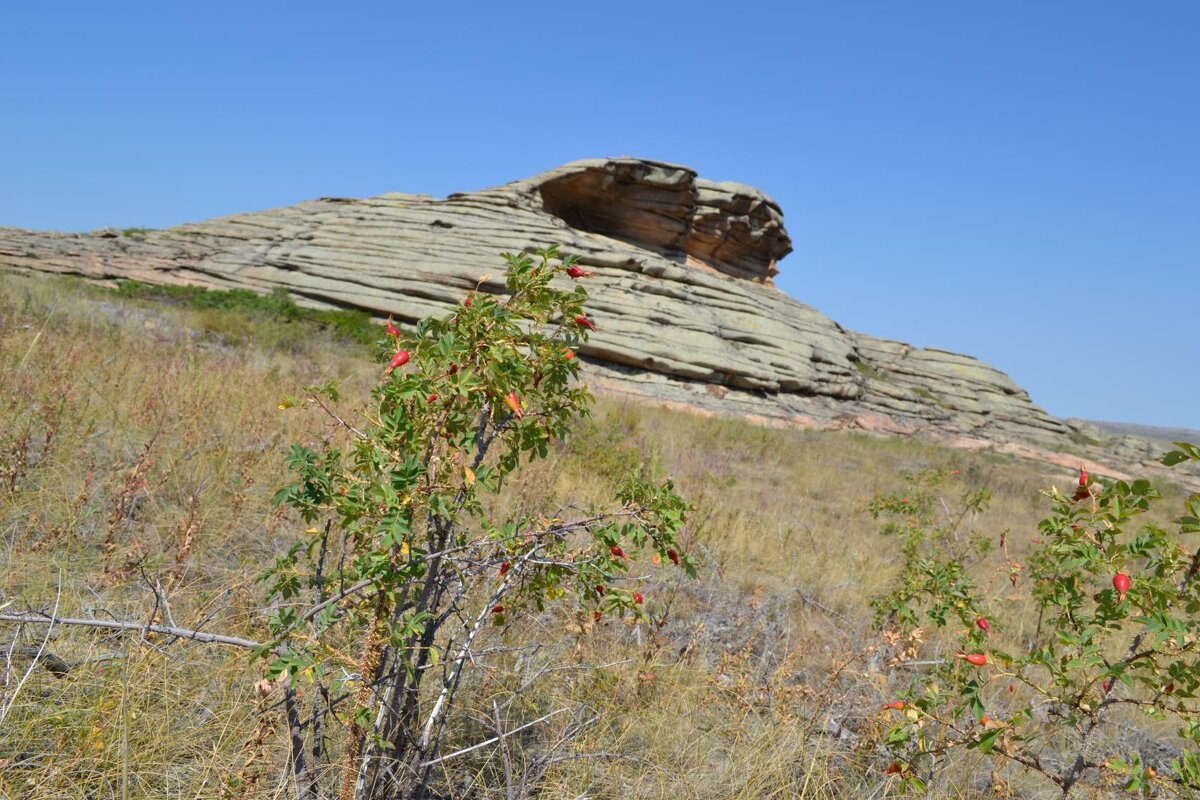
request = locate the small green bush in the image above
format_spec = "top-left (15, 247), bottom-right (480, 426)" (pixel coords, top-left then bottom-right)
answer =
top-left (874, 450), bottom-right (1200, 797)
top-left (112, 280), bottom-right (379, 344)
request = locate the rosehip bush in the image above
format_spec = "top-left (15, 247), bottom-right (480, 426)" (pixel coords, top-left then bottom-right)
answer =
top-left (870, 467), bottom-right (993, 632)
top-left (262, 247), bottom-right (692, 800)
top-left (874, 452), bottom-right (1200, 797)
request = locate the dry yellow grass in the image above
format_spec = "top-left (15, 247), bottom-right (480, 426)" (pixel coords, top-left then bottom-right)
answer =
top-left (0, 269), bottom-right (1188, 799)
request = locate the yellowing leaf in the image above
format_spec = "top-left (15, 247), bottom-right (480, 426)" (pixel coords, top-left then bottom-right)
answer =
top-left (464, 466), bottom-right (476, 487)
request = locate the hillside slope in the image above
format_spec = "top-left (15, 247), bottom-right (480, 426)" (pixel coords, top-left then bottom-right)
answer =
top-left (0, 157), bottom-right (1189, 485)
top-left (3, 268), bottom-right (1197, 799)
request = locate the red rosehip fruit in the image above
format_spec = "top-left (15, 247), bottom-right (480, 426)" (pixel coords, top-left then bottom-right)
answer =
top-left (610, 545), bottom-right (626, 559)
top-left (633, 593), bottom-right (643, 605)
top-left (575, 315), bottom-right (597, 331)
top-left (667, 548), bottom-right (681, 567)
top-left (504, 391), bottom-right (523, 420)
top-left (1113, 573), bottom-right (1131, 601)
top-left (491, 605), bottom-right (504, 614)
top-left (566, 265), bottom-right (593, 279)
top-left (498, 561), bottom-right (510, 578)
top-left (385, 317), bottom-right (400, 337)
top-left (976, 617), bottom-right (990, 635)
top-left (959, 652), bottom-right (987, 667)
top-left (385, 350), bottom-right (410, 374)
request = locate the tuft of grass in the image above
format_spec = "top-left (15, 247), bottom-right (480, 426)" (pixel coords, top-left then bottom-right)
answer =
top-left (910, 385), bottom-right (948, 407)
top-left (851, 358), bottom-right (889, 383)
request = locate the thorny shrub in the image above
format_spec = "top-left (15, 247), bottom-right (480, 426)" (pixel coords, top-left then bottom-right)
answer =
top-left (261, 247), bottom-right (693, 800)
top-left (873, 450), bottom-right (1200, 797)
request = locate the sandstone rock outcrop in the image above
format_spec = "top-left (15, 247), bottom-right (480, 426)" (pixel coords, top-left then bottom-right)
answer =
top-left (2, 156), bottom-right (1180, 483)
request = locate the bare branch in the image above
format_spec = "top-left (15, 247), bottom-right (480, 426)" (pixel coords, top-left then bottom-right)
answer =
top-left (310, 392), bottom-right (368, 440)
top-left (419, 708), bottom-right (569, 768)
top-left (0, 612), bottom-right (264, 652)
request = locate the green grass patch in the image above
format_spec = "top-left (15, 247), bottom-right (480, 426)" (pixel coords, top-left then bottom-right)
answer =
top-left (911, 385), bottom-right (947, 407)
top-left (852, 358), bottom-right (888, 382)
top-left (111, 279), bottom-right (380, 346)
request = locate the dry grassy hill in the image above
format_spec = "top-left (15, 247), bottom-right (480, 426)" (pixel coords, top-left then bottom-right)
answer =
top-left (0, 269), bottom-right (1194, 799)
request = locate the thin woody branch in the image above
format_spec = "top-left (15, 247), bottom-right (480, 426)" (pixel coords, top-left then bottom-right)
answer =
top-left (0, 612), bottom-right (265, 652)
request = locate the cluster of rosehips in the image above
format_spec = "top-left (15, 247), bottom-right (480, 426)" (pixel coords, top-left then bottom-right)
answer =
top-left (378, 263), bottom-right (690, 625)
top-left (1068, 467), bottom-right (1133, 603)
top-left (378, 265), bottom-right (595, 415)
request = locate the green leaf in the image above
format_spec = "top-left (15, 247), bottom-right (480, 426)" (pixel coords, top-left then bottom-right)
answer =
top-left (975, 728), bottom-right (1003, 754)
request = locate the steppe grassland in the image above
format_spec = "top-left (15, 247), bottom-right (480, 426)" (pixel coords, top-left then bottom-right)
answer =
top-left (0, 270), bottom-right (1183, 798)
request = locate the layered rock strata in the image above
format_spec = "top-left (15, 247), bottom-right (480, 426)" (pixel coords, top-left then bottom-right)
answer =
top-left (0, 157), bottom-right (1096, 458)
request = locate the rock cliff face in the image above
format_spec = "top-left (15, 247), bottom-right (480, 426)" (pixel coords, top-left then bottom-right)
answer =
top-left (0, 157), bottom-right (1108, 464)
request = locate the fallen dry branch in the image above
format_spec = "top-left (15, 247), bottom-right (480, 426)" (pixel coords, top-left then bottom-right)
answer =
top-left (0, 611), bottom-right (264, 651)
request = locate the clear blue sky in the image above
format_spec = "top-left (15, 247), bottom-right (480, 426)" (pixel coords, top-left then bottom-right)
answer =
top-left (2, 2), bottom-right (1197, 429)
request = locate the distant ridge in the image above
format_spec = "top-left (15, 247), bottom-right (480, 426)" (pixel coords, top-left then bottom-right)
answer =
top-left (1086, 421), bottom-right (1200, 448)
